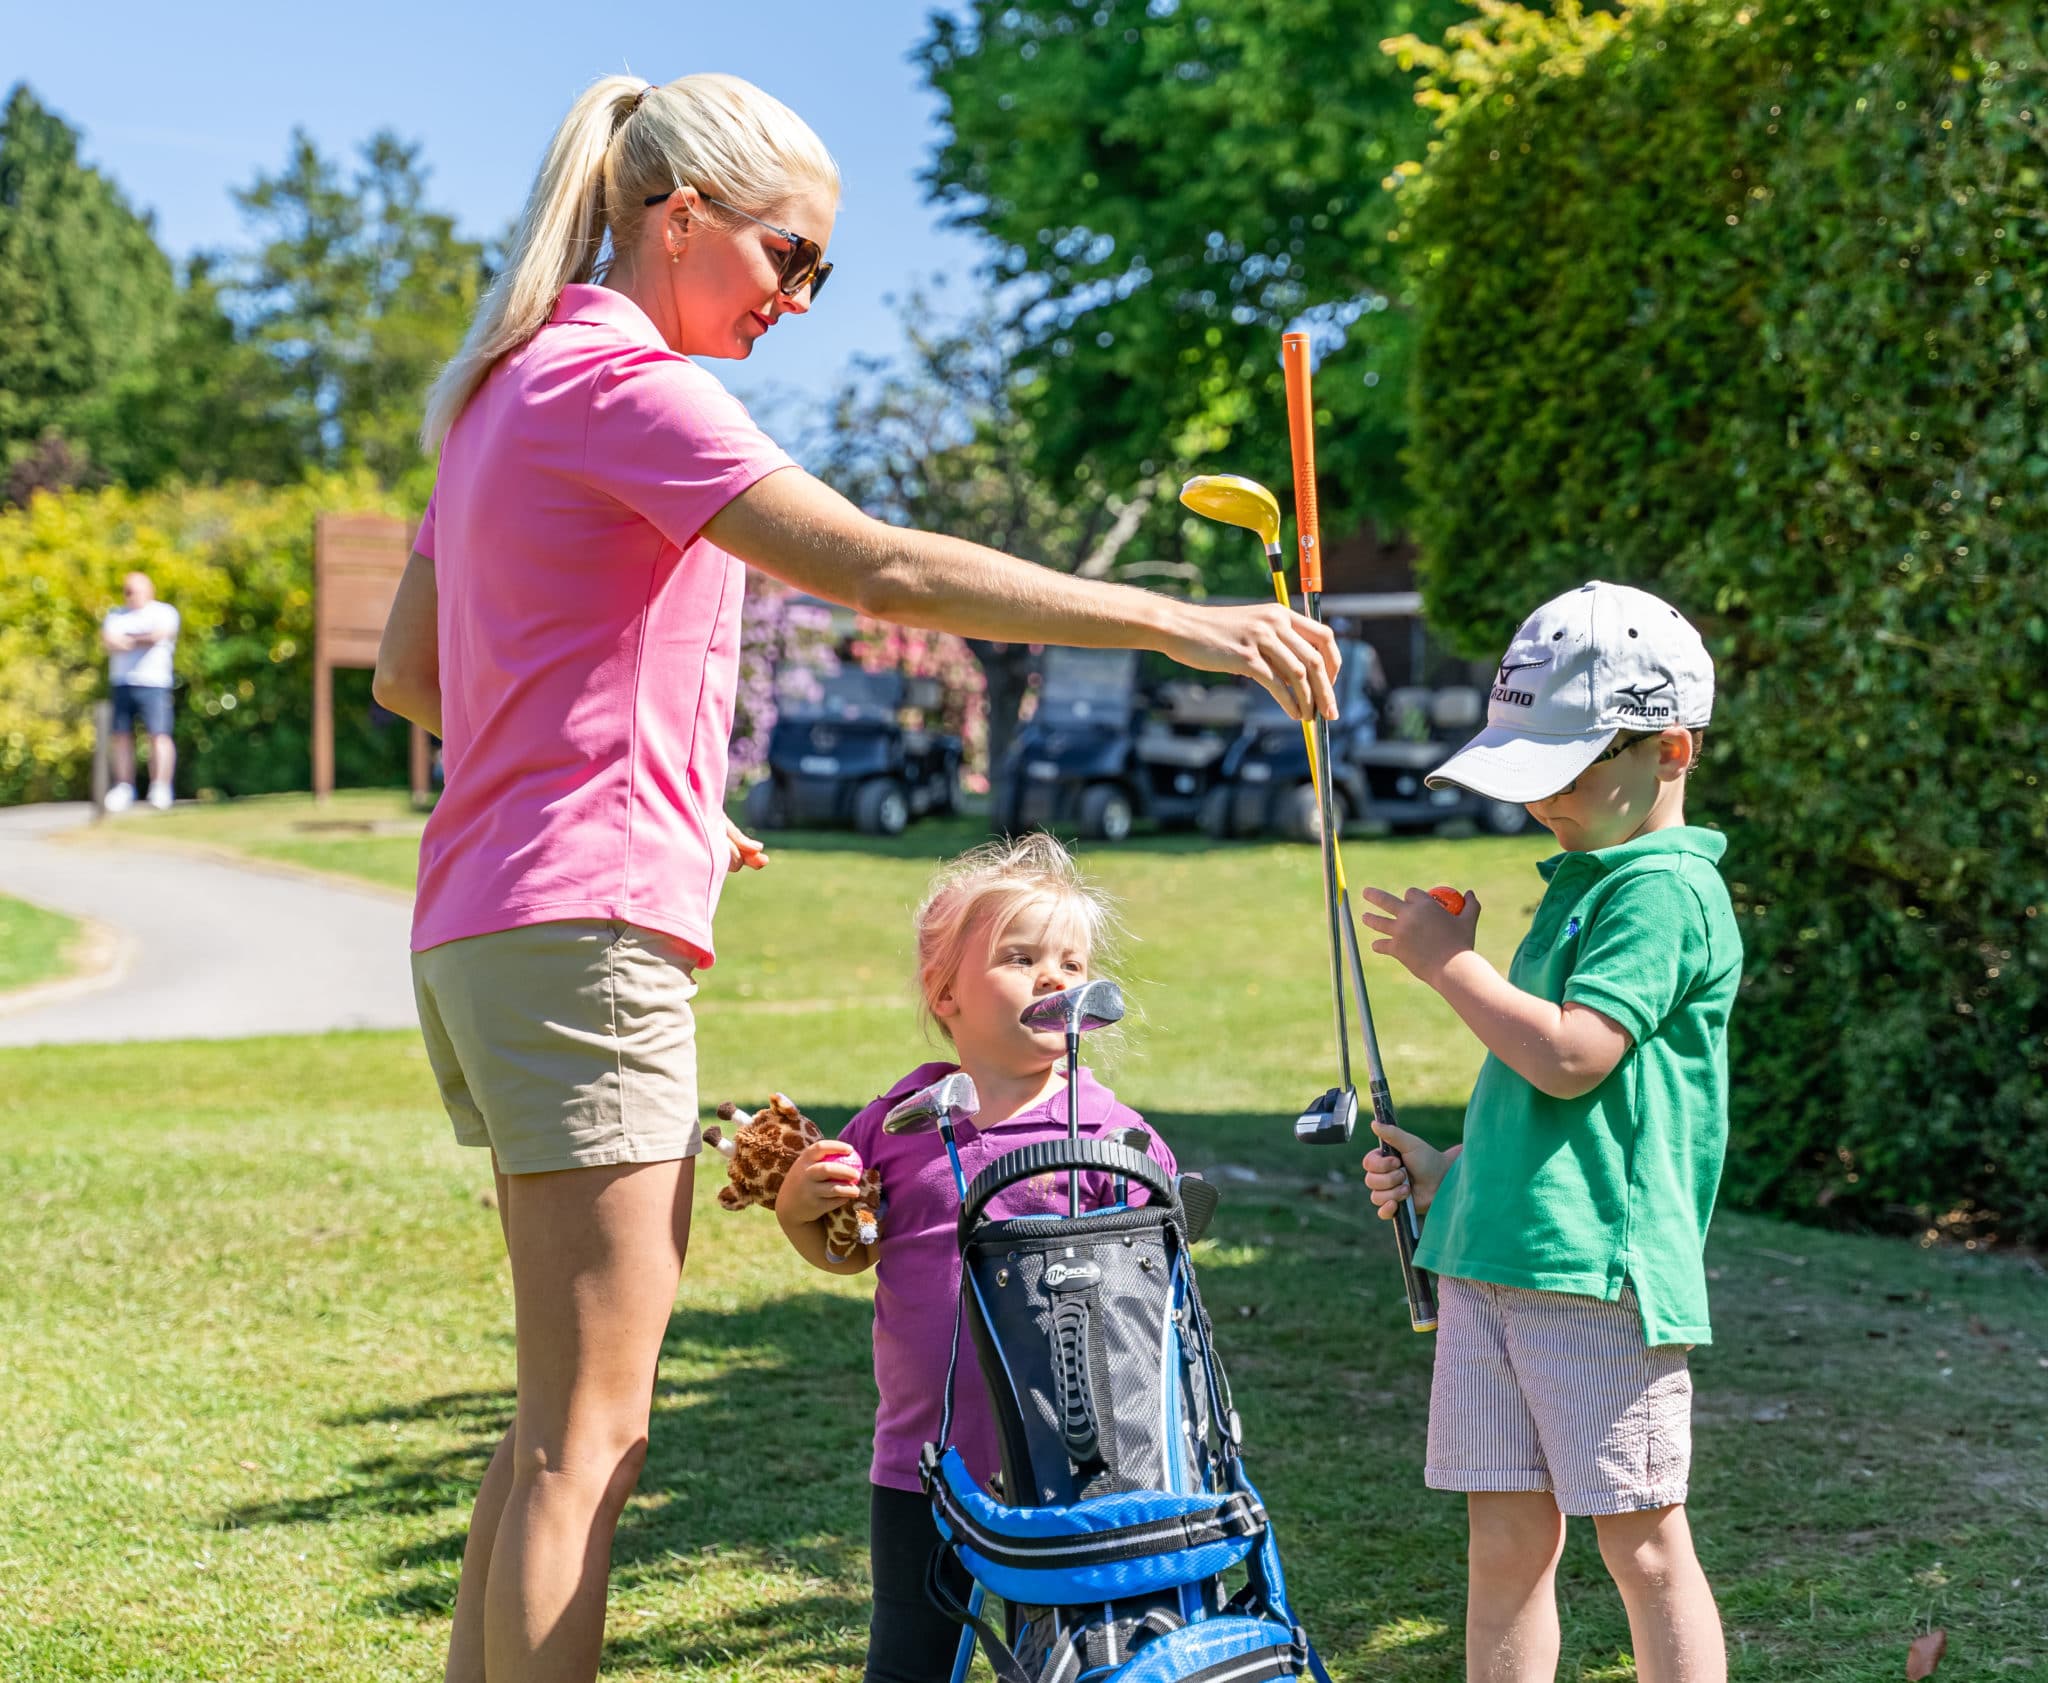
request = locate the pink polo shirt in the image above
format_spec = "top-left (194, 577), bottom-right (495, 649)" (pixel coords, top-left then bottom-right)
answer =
top-left (411, 284), bottom-right (794, 964)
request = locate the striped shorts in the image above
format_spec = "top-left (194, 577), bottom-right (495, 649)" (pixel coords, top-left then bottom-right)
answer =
top-left (1425, 1276), bottom-right (1693, 1517)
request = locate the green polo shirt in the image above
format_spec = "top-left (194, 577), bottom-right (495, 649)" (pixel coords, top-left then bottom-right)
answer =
top-left (1414, 825), bottom-right (1743, 1345)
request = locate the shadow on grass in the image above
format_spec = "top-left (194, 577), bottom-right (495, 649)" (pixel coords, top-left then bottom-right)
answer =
top-left (222, 1108), bottom-right (1489, 1676)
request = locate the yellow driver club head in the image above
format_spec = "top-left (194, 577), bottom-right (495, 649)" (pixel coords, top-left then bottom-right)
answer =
top-left (1179, 474), bottom-right (1282, 550)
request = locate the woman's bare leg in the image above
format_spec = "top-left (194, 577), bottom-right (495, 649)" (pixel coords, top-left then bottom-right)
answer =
top-left (445, 1158), bottom-right (514, 1683)
top-left (476, 1156), bottom-right (695, 1683)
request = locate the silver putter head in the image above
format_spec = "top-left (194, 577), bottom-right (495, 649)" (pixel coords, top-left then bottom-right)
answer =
top-left (883, 1071), bottom-right (982, 1134)
top-left (1294, 1086), bottom-right (1358, 1146)
top-left (1019, 979), bottom-right (1127, 1037)
top-left (1106, 1125), bottom-right (1151, 1155)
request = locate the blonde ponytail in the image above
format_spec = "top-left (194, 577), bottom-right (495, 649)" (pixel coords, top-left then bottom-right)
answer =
top-left (421, 72), bottom-right (839, 452)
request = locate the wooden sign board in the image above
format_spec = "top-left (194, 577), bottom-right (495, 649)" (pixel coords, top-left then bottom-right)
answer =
top-left (313, 512), bottom-right (431, 804)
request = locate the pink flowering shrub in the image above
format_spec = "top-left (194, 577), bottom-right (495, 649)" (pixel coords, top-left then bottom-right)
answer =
top-left (730, 574), bottom-right (840, 785)
top-left (851, 617), bottom-right (990, 791)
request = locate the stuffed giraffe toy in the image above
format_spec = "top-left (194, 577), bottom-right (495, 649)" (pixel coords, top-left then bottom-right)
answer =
top-left (704, 1092), bottom-right (882, 1261)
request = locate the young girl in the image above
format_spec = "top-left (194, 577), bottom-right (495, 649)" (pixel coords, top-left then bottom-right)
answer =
top-left (776, 834), bottom-right (1178, 1683)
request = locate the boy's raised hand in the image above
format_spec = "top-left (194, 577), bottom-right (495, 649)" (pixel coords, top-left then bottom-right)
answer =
top-left (776, 1139), bottom-right (865, 1226)
top-left (1358, 885), bottom-right (1481, 986)
top-left (1361, 1121), bottom-right (1458, 1220)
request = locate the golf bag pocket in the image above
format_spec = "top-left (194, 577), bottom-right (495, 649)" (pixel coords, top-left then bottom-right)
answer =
top-left (1099, 1615), bottom-right (1312, 1683)
top-left (924, 1446), bottom-right (1264, 1605)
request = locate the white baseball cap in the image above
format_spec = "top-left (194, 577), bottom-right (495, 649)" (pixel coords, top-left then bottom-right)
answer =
top-left (1427, 581), bottom-right (1714, 803)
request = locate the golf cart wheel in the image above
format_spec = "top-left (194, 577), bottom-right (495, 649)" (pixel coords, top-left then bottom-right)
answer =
top-left (854, 779), bottom-right (910, 837)
top-left (1479, 797), bottom-right (1530, 837)
top-left (1079, 784), bottom-right (1135, 843)
top-left (1282, 781), bottom-right (1342, 845)
top-left (743, 777), bottom-right (786, 832)
top-left (1198, 786), bottom-right (1235, 841)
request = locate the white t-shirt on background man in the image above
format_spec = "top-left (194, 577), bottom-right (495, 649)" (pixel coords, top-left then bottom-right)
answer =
top-left (104, 601), bottom-right (180, 689)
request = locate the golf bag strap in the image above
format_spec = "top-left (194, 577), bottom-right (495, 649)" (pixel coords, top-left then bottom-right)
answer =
top-left (924, 1461), bottom-right (1269, 1572)
top-left (924, 1542), bottom-right (1093, 1683)
top-left (961, 1139), bottom-right (1174, 1234)
top-left (923, 1542), bottom-right (1036, 1683)
top-left (1082, 1609), bottom-right (1186, 1671)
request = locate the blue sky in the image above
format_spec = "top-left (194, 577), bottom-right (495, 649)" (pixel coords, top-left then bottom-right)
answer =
top-left (9, 0), bottom-right (989, 414)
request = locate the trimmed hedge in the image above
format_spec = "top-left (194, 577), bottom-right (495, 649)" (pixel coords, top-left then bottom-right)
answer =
top-left (0, 476), bottom-right (416, 803)
top-left (1391, 2), bottom-right (2048, 1239)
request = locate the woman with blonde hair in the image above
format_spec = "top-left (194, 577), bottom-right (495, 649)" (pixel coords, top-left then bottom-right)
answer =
top-left (373, 70), bottom-right (1337, 1683)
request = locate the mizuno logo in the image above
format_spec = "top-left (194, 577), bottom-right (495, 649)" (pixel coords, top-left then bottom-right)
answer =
top-left (1613, 677), bottom-right (1675, 719)
top-left (1492, 685), bottom-right (1537, 708)
top-left (1498, 658), bottom-right (1550, 684)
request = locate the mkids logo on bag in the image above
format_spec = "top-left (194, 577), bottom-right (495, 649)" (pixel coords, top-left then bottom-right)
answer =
top-left (1044, 1258), bottom-right (1103, 1291)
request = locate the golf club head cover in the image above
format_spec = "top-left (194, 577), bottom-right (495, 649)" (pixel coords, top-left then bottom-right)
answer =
top-left (706, 1093), bottom-right (883, 1258)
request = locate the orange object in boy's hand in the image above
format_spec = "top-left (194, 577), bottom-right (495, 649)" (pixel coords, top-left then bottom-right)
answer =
top-left (1428, 886), bottom-right (1466, 916)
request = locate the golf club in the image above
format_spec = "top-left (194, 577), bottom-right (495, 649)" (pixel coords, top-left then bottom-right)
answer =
top-left (1020, 979), bottom-right (1127, 1217)
top-left (883, 1070), bottom-right (980, 1199)
top-left (1182, 467), bottom-right (1359, 1143)
top-left (1283, 330), bottom-right (1439, 1335)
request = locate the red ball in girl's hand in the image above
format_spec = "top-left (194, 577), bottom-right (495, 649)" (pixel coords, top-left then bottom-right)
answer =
top-left (1428, 886), bottom-right (1466, 916)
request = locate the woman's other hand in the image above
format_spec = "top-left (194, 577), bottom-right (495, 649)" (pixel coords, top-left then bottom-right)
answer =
top-left (725, 815), bottom-right (768, 873)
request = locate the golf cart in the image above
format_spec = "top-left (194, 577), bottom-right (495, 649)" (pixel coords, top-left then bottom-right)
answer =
top-left (744, 667), bottom-right (962, 837)
top-left (990, 647), bottom-right (1247, 841)
top-left (1204, 659), bottom-right (1530, 842)
top-left (1201, 639), bottom-right (1382, 842)
top-left (1348, 684), bottom-right (1531, 836)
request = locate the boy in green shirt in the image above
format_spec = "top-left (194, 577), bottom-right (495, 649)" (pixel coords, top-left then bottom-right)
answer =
top-left (1360, 581), bottom-right (1741, 1683)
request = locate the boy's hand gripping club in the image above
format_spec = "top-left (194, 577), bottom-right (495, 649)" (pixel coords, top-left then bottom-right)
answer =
top-left (1282, 331), bottom-right (1438, 1335)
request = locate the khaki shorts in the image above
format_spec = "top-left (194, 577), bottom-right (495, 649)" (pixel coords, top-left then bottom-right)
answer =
top-left (1425, 1276), bottom-right (1693, 1517)
top-left (411, 920), bottom-right (701, 1176)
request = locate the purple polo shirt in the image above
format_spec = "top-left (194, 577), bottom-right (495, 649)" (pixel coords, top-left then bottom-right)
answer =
top-left (839, 1061), bottom-right (1179, 1493)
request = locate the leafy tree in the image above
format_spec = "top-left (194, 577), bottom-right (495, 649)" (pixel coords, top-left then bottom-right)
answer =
top-left (230, 131), bottom-right (486, 495)
top-left (0, 83), bottom-right (182, 487)
top-left (917, 0), bottom-right (1460, 541)
top-left (1391, 0), bottom-right (2048, 1240)
top-left (808, 293), bottom-right (1190, 775)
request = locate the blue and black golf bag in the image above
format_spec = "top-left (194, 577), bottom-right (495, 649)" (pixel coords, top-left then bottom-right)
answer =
top-left (919, 1133), bottom-right (1331, 1683)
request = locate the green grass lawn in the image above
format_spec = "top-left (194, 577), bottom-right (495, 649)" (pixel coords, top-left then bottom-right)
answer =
top-left (0, 892), bottom-right (86, 995)
top-left (23, 799), bottom-right (2048, 1679)
top-left (73, 788), bottom-right (428, 893)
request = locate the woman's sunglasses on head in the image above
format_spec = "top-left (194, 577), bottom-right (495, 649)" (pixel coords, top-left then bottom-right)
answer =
top-left (642, 187), bottom-right (832, 301)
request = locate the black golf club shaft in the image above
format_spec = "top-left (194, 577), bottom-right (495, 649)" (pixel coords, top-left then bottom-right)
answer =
top-left (1338, 898), bottom-right (1439, 1332)
top-left (1067, 1030), bottom-right (1081, 1218)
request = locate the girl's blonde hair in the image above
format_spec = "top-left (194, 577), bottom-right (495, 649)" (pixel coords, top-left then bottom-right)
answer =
top-left (420, 72), bottom-right (840, 451)
top-left (914, 834), bottom-right (1123, 1046)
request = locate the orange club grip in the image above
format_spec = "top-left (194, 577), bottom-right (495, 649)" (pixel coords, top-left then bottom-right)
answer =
top-left (1281, 331), bottom-right (1322, 594)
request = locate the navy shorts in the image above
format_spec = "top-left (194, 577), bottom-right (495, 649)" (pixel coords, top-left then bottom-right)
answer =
top-left (111, 684), bottom-right (174, 736)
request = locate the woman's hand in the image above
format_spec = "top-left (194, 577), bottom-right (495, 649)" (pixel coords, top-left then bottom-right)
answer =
top-left (775, 1140), bottom-right (864, 1227)
top-left (1357, 885), bottom-right (1480, 988)
top-left (1154, 599), bottom-right (1341, 722)
top-left (1361, 1123), bottom-right (1458, 1221)
top-left (724, 815), bottom-right (768, 873)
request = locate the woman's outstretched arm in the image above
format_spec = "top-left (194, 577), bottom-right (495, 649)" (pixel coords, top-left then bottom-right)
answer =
top-left (705, 468), bottom-right (1341, 722)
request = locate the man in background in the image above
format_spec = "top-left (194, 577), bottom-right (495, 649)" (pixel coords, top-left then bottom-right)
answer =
top-left (101, 571), bottom-right (179, 812)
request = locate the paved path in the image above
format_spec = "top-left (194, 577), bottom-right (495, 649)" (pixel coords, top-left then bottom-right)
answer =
top-left (0, 804), bottom-right (417, 1046)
